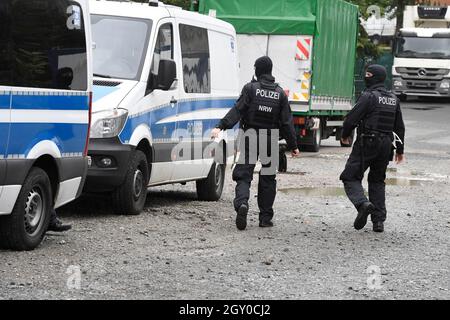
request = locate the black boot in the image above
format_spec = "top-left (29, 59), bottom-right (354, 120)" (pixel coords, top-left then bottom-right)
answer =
top-left (373, 221), bottom-right (384, 233)
top-left (354, 202), bottom-right (375, 230)
top-left (259, 220), bottom-right (274, 228)
top-left (48, 210), bottom-right (72, 232)
top-left (236, 204), bottom-right (248, 231)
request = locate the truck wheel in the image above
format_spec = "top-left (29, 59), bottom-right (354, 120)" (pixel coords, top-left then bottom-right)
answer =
top-left (278, 152), bottom-right (287, 173)
top-left (0, 168), bottom-right (52, 251)
top-left (196, 162), bottom-right (225, 201)
top-left (302, 127), bottom-right (321, 153)
top-left (113, 150), bottom-right (149, 215)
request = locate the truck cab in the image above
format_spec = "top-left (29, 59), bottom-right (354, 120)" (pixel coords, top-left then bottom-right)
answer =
top-left (0, 0), bottom-right (92, 250)
top-left (392, 5), bottom-right (450, 100)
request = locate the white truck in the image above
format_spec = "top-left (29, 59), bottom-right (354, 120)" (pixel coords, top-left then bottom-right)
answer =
top-left (392, 5), bottom-right (450, 100)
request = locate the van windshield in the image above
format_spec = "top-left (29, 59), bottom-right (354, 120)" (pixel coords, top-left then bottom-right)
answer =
top-left (92, 15), bottom-right (152, 80)
top-left (394, 36), bottom-right (450, 59)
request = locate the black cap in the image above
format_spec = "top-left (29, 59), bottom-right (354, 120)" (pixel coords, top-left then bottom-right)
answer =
top-left (254, 56), bottom-right (273, 78)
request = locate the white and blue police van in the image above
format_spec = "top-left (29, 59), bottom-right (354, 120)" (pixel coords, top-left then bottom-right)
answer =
top-left (0, 0), bottom-right (92, 250)
top-left (86, 0), bottom-right (239, 215)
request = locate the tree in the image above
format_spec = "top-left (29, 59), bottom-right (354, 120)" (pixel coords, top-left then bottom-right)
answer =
top-left (348, 0), bottom-right (417, 32)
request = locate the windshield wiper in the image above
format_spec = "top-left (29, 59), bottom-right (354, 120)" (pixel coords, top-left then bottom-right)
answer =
top-left (94, 73), bottom-right (112, 78)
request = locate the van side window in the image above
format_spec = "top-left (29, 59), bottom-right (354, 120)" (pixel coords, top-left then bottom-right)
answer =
top-left (148, 23), bottom-right (173, 92)
top-left (179, 24), bottom-right (211, 94)
top-left (0, 0), bottom-right (87, 90)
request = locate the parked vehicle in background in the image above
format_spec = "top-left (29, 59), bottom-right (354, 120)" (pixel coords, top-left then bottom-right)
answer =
top-left (85, 0), bottom-right (239, 215)
top-left (196, 0), bottom-right (359, 152)
top-left (0, 0), bottom-right (92, 250)
top-left (392, 5), bottom-right (450, 100)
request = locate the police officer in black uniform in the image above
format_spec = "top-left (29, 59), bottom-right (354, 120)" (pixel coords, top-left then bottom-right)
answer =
top-left (340, 64), bottom-right (405, 233)
top-left (211, 56), bottom-right (299, 230)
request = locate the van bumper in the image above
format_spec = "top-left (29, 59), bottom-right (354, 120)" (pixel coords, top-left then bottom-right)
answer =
top-left (84, 138), bottom-right (133, 193)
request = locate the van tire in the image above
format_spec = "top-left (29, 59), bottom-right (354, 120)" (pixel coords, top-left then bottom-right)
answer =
top-left (196, 162), bottom-right (225, 201)
top-left (113, 150), bottom-right (149, 215)
top-left (0, 168), bottom-right (52, 251)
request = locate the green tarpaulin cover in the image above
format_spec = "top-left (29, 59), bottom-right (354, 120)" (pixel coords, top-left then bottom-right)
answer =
top-left (198, 0), bottom-right (317, 35)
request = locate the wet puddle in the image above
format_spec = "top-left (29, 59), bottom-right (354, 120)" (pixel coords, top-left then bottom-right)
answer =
top-left (278, 187), bottom-right (347, 197)
top-left (385, 177), bottom-right (433, 186)
top-left (278, 169), bottom-right (439, 197)
top-left (278, 171), bottom-right (307, 176)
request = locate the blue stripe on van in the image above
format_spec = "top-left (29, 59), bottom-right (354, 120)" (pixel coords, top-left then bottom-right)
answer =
top-left (0, 94), bottom-right (10, 109)
top-left (11, 94), bottom-right (89, 111)
top-left (0, 124), bottom-right (9, 156)
top-left (7, 123), bottom-right (88, 156)
top-left (119, 98), bottom-right (236, 143)
top-left (93, 85), bottom-right (119, 102)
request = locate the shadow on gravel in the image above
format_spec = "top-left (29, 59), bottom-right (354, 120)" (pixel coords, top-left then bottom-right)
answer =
top-left (58, 188), bottom-right (200, 219)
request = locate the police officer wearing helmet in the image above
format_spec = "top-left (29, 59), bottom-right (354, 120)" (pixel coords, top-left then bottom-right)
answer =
top-left (211, 56), bottom-right (300, 230)
top-left (340, 64), bottom-right (405, 233)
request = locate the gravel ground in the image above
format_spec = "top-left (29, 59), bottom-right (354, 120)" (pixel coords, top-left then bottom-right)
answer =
top-left (0, 100), bottom-right (449, 300)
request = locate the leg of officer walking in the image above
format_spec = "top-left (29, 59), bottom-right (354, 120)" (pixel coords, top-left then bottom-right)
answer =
top-left (233, 134), bottom-right (257, 211)
top-left (340, 143), bottom-right (370, 209)
top-left (368, 138), bottom-right (392, 223)
top-left (258, 165), bottom-right (276, 224)
top-left (233, 163), bottom-right (256, 211)
top-left (257, 130), bottom-right (278, 226)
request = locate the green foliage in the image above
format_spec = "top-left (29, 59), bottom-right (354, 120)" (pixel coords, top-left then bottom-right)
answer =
top-left (348, 0), bottom-right (415, 59)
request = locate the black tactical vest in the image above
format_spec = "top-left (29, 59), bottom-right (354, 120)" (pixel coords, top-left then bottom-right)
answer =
top-left (244, 81), bottom-right (282, 129)
top-left (364, 89), bottom-right (398, 134)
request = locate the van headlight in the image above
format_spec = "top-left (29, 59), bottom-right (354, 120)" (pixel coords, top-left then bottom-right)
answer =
top-left (90, 109), bottom-right (128, 138)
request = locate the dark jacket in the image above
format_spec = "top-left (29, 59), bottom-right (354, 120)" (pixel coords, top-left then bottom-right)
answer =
top-left (216, 74), bottom-right (297, 151)
top-left (342, 84), bottom-right (405, 154)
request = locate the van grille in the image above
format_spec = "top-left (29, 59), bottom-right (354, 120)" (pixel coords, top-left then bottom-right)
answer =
top-left (93, 80), bottom-right (121, 87)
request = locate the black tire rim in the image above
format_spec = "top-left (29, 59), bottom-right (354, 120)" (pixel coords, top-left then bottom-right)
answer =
top-left (24, 186), bottom-right (44, 237)
top-left (214, 164), bottom-right (223, 192)
top-left (133, 168), bottom-right (144, 200)
top-left (315, 126), bottom-right (321, 147)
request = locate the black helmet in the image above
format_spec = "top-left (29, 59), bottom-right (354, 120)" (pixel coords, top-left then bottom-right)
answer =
top-left (254, 56), bottom-right (273, 78)
top-left (365, 64), bottom-right (387, 87)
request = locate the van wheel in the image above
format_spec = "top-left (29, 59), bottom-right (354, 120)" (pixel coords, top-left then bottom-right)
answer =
top-left (113, 150), bottom-right (148, 215)
top-left (196, 162), bottom-right (225, 201)
top-left (0, 168), bottom-right (52, 251)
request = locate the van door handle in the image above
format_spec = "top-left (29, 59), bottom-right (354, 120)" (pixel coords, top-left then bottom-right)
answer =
top-left (170, 98), bottom-right (177, 108)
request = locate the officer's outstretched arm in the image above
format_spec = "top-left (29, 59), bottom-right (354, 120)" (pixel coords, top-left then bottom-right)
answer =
top-left (215, 85), bottom-right (251, 131)
top-left (393, 102), bottom-right (406, 155)
top-left (279, 94), bottom-right (298, 151)
top-left (342, 92), bottom-right (372, 139)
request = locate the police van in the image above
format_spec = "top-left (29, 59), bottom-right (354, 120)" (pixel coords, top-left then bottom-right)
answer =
top-left (0, 0), bottom-right (92, 250)
top-left (86, 0), bottom-right (239, 215)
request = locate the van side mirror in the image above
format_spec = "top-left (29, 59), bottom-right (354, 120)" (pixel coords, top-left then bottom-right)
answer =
top-left (156, 59), bottom-right (176, 91)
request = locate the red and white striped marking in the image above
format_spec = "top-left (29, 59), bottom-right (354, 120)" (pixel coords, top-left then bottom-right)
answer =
top-left (296, 37), bottom-right (312, 61)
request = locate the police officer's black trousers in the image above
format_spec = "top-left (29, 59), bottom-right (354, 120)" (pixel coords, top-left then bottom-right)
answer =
top-left (232, 133), bottom-right (277, 223)
top-left (340, 135), bottom-right (393, 222)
